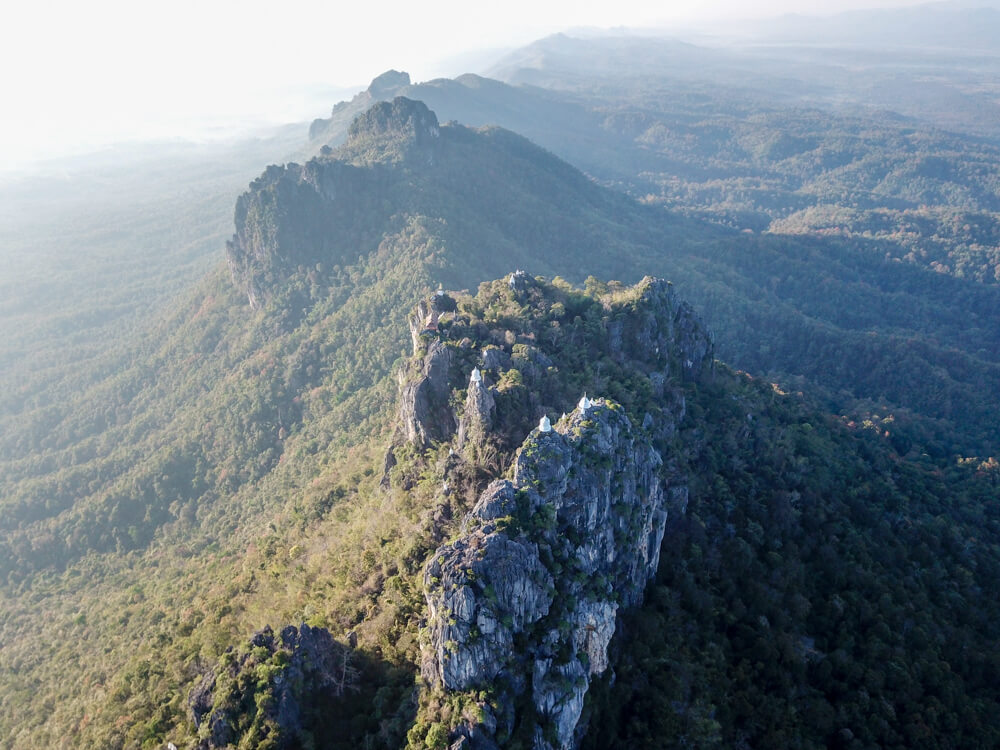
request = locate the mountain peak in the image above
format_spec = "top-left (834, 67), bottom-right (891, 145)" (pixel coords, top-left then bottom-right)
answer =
top-left (366, 69), bottom-right (411, 98)
top-left (346, 96), bottom-right (440, 149)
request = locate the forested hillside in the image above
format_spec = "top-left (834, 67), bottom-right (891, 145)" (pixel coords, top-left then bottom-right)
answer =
top-left (0, 130), bottom-right (304, 444)
top-left (3, 25), bottom-right (1000, 748)
top-left (311, 55), bottom-right (1000, 289)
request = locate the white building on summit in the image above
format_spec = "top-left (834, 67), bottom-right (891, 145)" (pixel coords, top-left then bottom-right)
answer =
top-left (538, 415), bottom-right (552, 432)
top-left (470, 367), bottom-right (482, 384)
top-left (578, 394), bottom-right (594, 411)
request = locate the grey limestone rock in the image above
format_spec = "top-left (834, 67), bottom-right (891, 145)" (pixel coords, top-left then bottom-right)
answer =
top-left (458, 375), bottom-right (496, 450)
top-left (481, 345), bottom-right (510, 372)
top-left (608, 276), bottom-right (714, 384)
top-left (423, 525), bottom-right (554, 690)
top-left (399, 339), bottom-right (456, 448)
top-left (423, 400), bottom-right (676, 749)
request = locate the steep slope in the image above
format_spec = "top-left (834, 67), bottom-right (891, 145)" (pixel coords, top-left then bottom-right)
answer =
top-left (395, 274), bottom-right (711, 749)
top-left (186, 275), bottom-right (999, 749)
top-left (225, 97), bottom-right (687, 308)
top-left (306, 71), bottom-right (627, 182)
top-left (2, 97), bottom-right (999, 748)
top-left (231, 97), bottom-right (1000, 456)
top-left (310, 59), bottom-right (1000, 290)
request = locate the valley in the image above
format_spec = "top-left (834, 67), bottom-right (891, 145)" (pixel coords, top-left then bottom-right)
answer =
top-left (2, 14), bottom-right (1000, 749)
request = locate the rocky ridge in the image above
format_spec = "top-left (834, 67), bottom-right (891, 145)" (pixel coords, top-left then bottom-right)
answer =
top-left (184, 272), bottom-right (712, 749)
top-left (308, 69), bottom-right (413, 142)
top-left (390, 273), bottom-right (713, 748)
top-left (226, 98), bottom-right (441, 307)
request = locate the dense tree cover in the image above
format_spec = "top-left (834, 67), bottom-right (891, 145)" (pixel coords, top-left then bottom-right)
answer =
top-left (583, 372), bottom-right (1000, 749)
top-left (3, 70), bottom-right (1000, 748)
top-left (625, 106), bottom-right (1000, 286)
top-left (0, 132), bottom-right (305, 447)
top-left (0, 221), bottom-right (438, 746)
top-left (3, 261), bottom-right (998, 748)
top-left (249, 104), bottom-right (1000, 457)
top-left (561, 82), bottom-right (1000, 286)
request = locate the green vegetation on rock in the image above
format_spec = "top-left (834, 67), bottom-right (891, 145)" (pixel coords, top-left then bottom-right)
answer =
top-left (1, 85), bottom-right (999, 749)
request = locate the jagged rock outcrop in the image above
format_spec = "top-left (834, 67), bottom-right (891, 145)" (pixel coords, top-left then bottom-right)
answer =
top-left (607, 276), bottom-right (714, 383)
top-left (398, 292), bottom-right (463, 448)
top-left (457, 370), bottom-right (496, 450)
top-left (189, 624), bottom-right (357, 749)
top-left (225, 158), bottom-right (386, 307)
top-left (227, 98), bottom-right (443, 307)
top-left (394, 274), bottom-right (712, 451)
top-left (308, 69), bottom-right (413, 142)
top-left (423, 400), bottom-right (673, 750)
top-left (387, 274), bottom-right (717, 748)
top-left (399, 340), bottom-right (456, 447)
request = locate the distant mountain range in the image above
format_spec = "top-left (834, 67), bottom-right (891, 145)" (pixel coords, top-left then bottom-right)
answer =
top-left (3, 25), bottom-right (1000, 750)
top-left (301, 70), bottom-right (1000, 458)
top-left (747, 1), bottom-right (1000, 51)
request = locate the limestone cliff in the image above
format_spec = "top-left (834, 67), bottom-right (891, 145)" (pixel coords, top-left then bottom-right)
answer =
top-left (424, 400), bottom-right (670, 749)
top-left (226, 98), bottom-right (441, 307)
top-left (399, 339), bottom-right (456, 448)
top-left (388, 273), bottom-right (713, 749)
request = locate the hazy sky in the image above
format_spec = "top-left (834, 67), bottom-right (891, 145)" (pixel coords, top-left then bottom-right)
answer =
top-left (1, 0), bottom-right (929, 170)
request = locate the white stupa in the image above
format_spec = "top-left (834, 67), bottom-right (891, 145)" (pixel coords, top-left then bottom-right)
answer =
top-left (538, 415), bottom-right (552, 432)
top-left (470, 367), bottom-right (482, 383)
top-left (578, 393), bottom-right (593, 411)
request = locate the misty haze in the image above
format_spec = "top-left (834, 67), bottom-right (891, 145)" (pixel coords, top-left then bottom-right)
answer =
top-left (1, 2), bottom-right (999, 748)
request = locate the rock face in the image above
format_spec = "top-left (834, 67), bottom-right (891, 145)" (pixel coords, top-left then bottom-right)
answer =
top-left (457, 372), bottom-right (496, 450)
top-left (399, 294), bottom-right (463, 447)
top-left (399, 339), bottom-right (456, 447)
top-left (385, 274), bottom-right (714, 747)
top-left (228, 98), bottom-right (443, 307)
top-left (308, 70), bottom-right (415, 143)
top-left (225, 158), bottom-right (385, 307)
top-left (346, 97), bottom-right (441, 164)
top-left (189, 624), bottom-right (356, 749)
top-left (423, 400), bottom-right (672, 750)
top-left (606, 276), bottom-right (714, 384)
top-left (394, 274), bottom-right (712, 454)
top-left (349, 96), bottom-right (438, 143)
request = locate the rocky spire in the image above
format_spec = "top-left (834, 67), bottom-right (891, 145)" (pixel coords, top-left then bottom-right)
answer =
top-left (458, 367), bottom-right (495, 451)
top-left (423, 400), bottom-right (675, 750)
